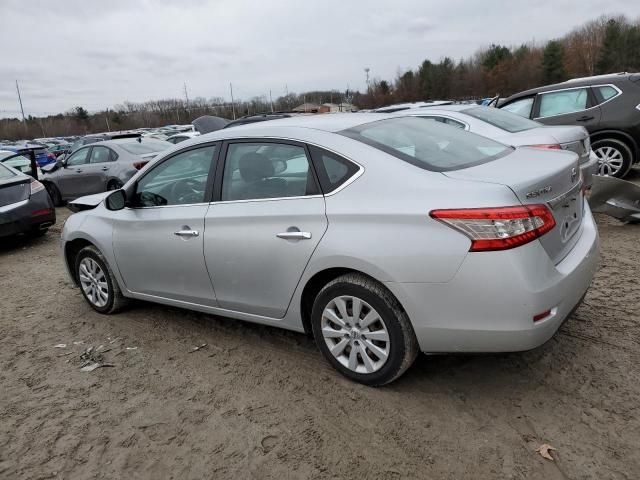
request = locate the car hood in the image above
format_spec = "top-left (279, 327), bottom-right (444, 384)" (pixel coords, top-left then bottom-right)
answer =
top-left (68, 191), bottom-right (111, 211)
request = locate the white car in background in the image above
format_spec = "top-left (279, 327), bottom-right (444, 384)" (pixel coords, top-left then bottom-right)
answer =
top-left (385, 105), bottom-right (599, 187)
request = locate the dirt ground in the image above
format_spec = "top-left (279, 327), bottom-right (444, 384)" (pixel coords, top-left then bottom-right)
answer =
top-left (1, 174), bottom-right (639, 480)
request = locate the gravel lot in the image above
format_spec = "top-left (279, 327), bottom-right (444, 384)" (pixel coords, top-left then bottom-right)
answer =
top-left (1, 174), bottom-right (639, 480)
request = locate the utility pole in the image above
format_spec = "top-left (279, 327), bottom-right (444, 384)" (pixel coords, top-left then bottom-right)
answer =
top-left (269, 90), bottom-right (274, 112)
top-left (105, 108), bottom-right (111, 132)
top-left (229, 83), bottom-right (236, 119)
top-left (183, 82), bottom-right (190, 116)
top-left (364, 68), bottom-right (370, 92)
top-left (15, 80), bottom-right (26, 122)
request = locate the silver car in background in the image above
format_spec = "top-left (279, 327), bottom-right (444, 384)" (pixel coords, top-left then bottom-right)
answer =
top-left (386, 105), bottom-right (599, 187)
top-left (41, 138), bottom-right (171, 205)
top-left (61, 114), bottom-right (599, 385)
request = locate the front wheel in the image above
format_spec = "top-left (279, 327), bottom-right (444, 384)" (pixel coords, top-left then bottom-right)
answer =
top-left (107, 179), bottom-right (123, 191)
top-left (44, 182), bottom-right (63, 206)
top-left (75, 245), bottom-right (130, 314)
top-left (593, 139), bottom-right (633, 178)
top-left (311, 273), bottom-right (419, 386)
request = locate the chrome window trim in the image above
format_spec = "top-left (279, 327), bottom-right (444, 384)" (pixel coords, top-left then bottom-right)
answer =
top-left (126, 135), bottom-right (365, 209)
top-left (0, 198), bottom-right (28, 213)
top-left (533, 84), bottom-right (621, 120)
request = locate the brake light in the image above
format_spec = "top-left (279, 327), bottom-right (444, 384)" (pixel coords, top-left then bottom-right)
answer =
top-left (430, 205), bottom-right (556, 252)
top-left (31, 208), bottom-right (52, 217)
top-left (526, 144), bottom-right (561, 150)
top-left (133, 160), bottom-right (149, 170)
top-left (30, 179), bottom-right (45, 195)
top-left (47, 152), bottom-right (55, 159)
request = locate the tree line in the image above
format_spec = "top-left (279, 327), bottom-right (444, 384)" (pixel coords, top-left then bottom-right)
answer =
top-left (1, 15), bottom-right (638, 141)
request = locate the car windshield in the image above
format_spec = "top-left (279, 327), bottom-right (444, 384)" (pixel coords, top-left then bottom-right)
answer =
top-left (118, 139), bottom-right (172, 155)
top-left (462, 106), bottom-right (541, 133)
top-left (341, 117), bottom-right (511, 171)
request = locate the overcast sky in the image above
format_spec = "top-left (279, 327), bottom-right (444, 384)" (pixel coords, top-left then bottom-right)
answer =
top-left (1, 0), bottom-right (638, 117)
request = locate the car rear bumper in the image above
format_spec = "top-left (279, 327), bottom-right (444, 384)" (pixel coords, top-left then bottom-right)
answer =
top-left (0, 191), bottom-right (56, 237)
top-left (581, 151), bottom-right (599, 188)
top-left (385, 202), bottom-right (600, 353)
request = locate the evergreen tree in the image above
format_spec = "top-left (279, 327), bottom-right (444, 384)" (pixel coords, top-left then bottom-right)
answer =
top-left (542, 40), bottom-right (567, 84)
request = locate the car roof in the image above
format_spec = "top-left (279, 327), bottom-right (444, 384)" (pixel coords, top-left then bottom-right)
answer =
top-left (504, 72), bottom-right (637, 101)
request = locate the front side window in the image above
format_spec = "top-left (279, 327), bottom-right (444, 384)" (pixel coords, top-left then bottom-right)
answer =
top-left (341, 117), bottom-right (511, 172)
top-left (133, 145), bottom-right (216, 207)
top-left (66, 147), bottom-right (90, 166)
top-left (501, 97), bottom-right (534, 118)
top-left (221, 142), bottom-right (318, 201)
top-left (463, 106), bottom-right (541, 133)
top-left (538, 88), bottom-right (588, 118)
top-left (89, 146), bottom-right (115, 164)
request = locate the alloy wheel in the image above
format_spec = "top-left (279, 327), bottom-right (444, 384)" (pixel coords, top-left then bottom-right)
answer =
top-left (595, 146), bottom-right (624, 176)
top-left (321, 295), bottom-right (390, 374)
top-left (78, 257), bottom-right (110, 308)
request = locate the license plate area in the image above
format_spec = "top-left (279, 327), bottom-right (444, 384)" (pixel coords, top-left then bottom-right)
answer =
top-left (548, 182), bottom-right (584, 243)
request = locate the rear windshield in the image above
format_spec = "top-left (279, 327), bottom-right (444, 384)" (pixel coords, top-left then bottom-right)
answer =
top-left (119, 139), bottom-right (171, 155)
top-left (0, 163), bottom-right (17, 179)
top-left (340, 117), bottom-right (511, 171)
top-left (462, 106), bottom-right (541, 133)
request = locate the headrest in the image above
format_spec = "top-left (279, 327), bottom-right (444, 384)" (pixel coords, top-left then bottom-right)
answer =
top-left (239, 153), bottom-right (274, 182)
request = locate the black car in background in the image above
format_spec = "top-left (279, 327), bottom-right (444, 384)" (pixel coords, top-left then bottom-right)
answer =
top-left (499, 73), bottom-right (640, 178)
top-left (0, 162), bottom-right (55, 238)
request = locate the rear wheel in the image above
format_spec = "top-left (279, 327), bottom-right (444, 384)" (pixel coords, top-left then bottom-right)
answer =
top-left (75, 245), bottom-right (130, 314)
top-left (311, 273), bottom-right (418, 386)
top-left (593, 138), bottom-right (633, 178)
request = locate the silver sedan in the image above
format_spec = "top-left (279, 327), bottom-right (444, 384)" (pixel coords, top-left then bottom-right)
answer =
top-left (61, 114), bottom-right (600, 385)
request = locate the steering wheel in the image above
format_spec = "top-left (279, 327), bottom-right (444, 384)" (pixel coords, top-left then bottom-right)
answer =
top-left (170, 178), bottom-right (202, 204)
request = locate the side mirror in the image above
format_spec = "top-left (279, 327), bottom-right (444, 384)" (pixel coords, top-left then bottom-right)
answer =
top-left (105, 189), bottom-right (126, 211)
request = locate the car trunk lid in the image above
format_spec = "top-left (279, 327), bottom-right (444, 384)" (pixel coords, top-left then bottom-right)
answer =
top-left (443, 148), bottom-right (584, 264)
top-left (0, 176), bottom-right (30, 208)
top-left (503, 125), bottom-right (591, 165)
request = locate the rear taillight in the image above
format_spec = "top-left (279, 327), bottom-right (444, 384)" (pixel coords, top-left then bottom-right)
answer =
top-left (30, 179), bottom-right (45, 195)
top-left (133, 160), bottom-right (149, 170)
top-left (430, 205), bottom-right (556, 252)
top-left (526, 144), bottom-right (561, 150)
top-left (47, 152), bottom-right (55, 159)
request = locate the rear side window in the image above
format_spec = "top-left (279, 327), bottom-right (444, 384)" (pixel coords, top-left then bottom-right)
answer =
top-left (341, 117), bottom-right (511, 172)
top-left (120, 139), bottom-right (171, 155)
top-left (538, 88), bottom-right (588, 118)
top-left (308, 145), bottom-right (359, 193)
top-left (594, 85), bottom-right (620, 103)
top-left (463, 106), bottom-right (541, 133)
top-left (417, 116), bottom-right (466, 129)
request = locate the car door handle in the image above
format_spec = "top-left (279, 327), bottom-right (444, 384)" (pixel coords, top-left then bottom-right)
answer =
top-left (174, 229), bottom-right (199, 238)
top-left (75, 169), bottom-right (83, 173)
top-left (576, 115), bottom-right (594, 122)
top-left (100, 166), bottom-right (109, 171)
top-left (276, 231), bottom-right (312, 240)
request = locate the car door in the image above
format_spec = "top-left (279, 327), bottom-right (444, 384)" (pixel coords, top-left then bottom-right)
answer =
top-left (112, 144), bottom-right (219, 305)
top-left (204, 140), bottom-right (328, 318)
top-left (57, 146), bottom-right (91, 198)
top-left (75, 145), bottom-right (115, 194)
top-left (533, 87), bottom-right (602, 130)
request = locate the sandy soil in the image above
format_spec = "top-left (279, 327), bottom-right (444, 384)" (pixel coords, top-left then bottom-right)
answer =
top-left (1, 180), bottom-right (639, 479)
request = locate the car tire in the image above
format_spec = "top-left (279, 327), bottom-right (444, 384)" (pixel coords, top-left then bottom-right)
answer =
top-left (75, 245), bottom-right (130, 314)
top-left (592, 138), bottom-right (633, 178)
top-left (311, 273), bottom-right (419, 386)
top-left (45, 182), bottom-right (63, 206)
top-left (107, 179), bottom-right (123, 190)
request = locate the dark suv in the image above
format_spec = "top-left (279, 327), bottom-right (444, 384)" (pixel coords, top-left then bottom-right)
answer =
top-left (499, 73), bottom-right (640, 178)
